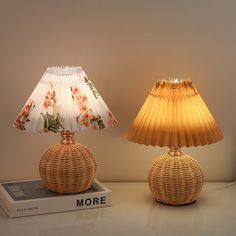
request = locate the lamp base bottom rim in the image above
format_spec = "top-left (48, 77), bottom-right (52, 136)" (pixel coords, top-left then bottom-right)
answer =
top-left (155, 199), bottom-right (197, 206)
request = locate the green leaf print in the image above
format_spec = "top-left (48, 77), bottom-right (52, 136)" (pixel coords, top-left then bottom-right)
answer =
top-left (41, 112), bottom-right (64, 133)
top-left (84, 76), bottom-right (100, 99)
top-left (91, 115), bottom-right (105, 130)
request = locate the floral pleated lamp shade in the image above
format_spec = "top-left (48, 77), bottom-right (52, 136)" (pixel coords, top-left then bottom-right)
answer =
top-left (14, 66), bottom-right (117, 133)
top-left (127, 79), bottom-right (223, 147)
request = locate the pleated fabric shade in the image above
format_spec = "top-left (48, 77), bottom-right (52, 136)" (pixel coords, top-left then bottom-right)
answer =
top-left (127, 79), bottom-right (223, 147)
top-left (13, 66), bottom-right (117, 133)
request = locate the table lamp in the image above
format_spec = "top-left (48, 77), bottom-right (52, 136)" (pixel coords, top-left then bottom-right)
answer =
top-left (13, 66), bottom-right (117, 193)
top-left (127, 79), bottom-right (223, 205)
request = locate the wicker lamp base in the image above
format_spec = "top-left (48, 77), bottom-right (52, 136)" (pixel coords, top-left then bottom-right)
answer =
top-left (148, 148), bottom-right (204, 205)
top-left (39, 131), bottom-right (97, 194)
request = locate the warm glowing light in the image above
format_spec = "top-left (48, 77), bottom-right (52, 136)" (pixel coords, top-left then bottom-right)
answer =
top-left (127, 79), bottom-right (223, 147)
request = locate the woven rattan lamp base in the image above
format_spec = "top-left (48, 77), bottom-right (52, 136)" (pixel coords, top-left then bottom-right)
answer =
top-left (148, 148), bottom-right (204, 205)
top-left (39, 131), bottom-right (97, 194)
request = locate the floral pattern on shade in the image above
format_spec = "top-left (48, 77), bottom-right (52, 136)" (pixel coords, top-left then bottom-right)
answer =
top-left (41, 112), bottom-right (64, 133)
top-left (107, 111), bottom-right (118, 126)
top-left (71, 86), bottom-right (105, 129)
top-left (41, 86), bottom-right (64, 133)
top-left (84, 77), bottom-right (100, 99)
top-left (43, 88), bottom-right (57, 109)
top-left (14, 100), bottom-right (35, 130)
top-left (13, 67), bottom-right (117, 133)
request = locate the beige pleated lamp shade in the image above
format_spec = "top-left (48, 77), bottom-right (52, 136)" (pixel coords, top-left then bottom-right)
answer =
top-left (127, 79), bottom-right (223, 147)
top-left (13, 66), bottom-right (117, 133)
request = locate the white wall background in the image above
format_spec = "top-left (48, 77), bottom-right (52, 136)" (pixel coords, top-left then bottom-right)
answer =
top-left (0, 0), bottom-right (235, 182)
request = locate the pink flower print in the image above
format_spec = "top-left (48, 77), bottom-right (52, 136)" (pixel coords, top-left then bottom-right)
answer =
top-left (80, 105), bottom-right (87, 113)
top-left (82, 113), bottom-right (89, 119)
top-left (80, 96), bottom-right (87, 103)
top-left (43, 89), bottom-right (56, 110)
top-left (108, 111), bottom-right (117, 126)
top-left (70, 85), bottom-right (105, 129)
top-left (43, 101), bottom-right (48, 109)
top-left (14, 100), bottom-right (35, 130)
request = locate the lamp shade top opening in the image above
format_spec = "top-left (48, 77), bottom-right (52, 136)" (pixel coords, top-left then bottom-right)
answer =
top-left (46, 66), bottom-right (83, 76)
top-left (163, 78), bottom-right (183, 83)
top-left (127, 79), bottom-right (223, 148)
top-left (13, 66), bottom-right (117, 133)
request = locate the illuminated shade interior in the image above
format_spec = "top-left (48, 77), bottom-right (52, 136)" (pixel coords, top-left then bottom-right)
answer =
top-left (127, 79), bottom-right (223, 147)
top-left (13, 66), bottom-right (117, 133)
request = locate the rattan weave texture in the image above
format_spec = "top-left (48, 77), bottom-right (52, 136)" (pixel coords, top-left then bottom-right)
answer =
top-left (148, 153), bottom-right (204, 205)
top-left (39, 142), bottom-right (97, 193)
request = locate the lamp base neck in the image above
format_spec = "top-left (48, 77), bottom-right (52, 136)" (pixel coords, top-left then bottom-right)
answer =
top-left (168, 147), bottom-right (183, 157)
top-left (60, 131), bottom-right (76, 144)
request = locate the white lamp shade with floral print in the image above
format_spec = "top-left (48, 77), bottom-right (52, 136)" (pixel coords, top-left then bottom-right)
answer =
top-left (14, 66), bottom-right (117, 133)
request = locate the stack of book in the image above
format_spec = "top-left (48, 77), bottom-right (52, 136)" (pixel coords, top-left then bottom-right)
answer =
top-left (0, 179), bottom-right (111, 217)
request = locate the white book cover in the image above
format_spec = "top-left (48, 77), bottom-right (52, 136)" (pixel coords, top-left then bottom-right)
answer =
top-left (0, 179), bottom-right (111, 218)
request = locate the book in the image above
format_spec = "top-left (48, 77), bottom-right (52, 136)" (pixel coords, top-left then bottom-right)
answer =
top-left (0, 179), bottom-right (111, 217)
